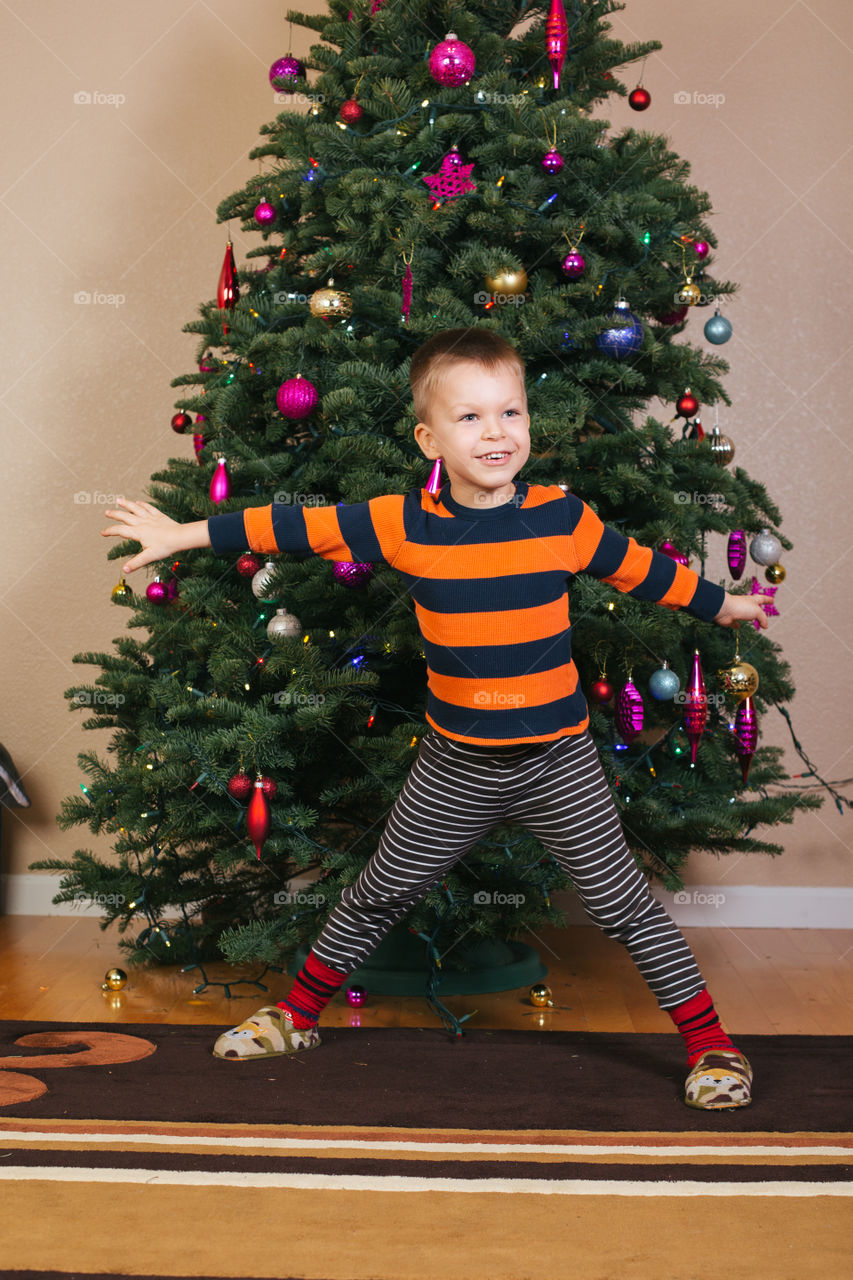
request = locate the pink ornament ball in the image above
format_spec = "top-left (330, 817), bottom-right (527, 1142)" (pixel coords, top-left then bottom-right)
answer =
top-left (660, 540), bottom-right (689, 567)
top-left (345, 985), bottom-right (367, 1007)
top-left (693, 240), bottom-right (710, 259)
top-left (277, 375), bottom-right (319, 420)
top-left (561, 250), bottom-right (585, 279)
top-left (428, 32), bottom-right (476, 87)
top-left (254, 201), bottom-right (277, 227)
top-left (541, 149), bottom-right (564, 175)
top-left (269, 56), bottom-right (303, 92)
top-left (193, 433), bottom-right (206, 462)
top-left (333, 561), bottom-right (374, 588)
top-left (146, 579), bottom-right (167, 603)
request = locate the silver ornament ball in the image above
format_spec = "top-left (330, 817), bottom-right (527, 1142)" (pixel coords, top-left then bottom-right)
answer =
top-left (749, 529), bottom-right (783, 566)
top-left (266, 607), bottom-right (302, 640)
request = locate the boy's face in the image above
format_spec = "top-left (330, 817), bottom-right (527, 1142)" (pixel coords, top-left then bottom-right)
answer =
top-left (413, 359), bottom-right (531, 508)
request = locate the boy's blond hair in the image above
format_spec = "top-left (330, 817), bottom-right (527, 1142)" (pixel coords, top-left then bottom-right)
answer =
top-left (409, 328), bottom-right (526, 422)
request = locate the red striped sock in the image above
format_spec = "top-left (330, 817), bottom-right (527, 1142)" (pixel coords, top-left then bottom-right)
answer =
top-left (277, 950), bottom-right (349, 1029)
top-left (668, 987), bottom-right (738, 1066)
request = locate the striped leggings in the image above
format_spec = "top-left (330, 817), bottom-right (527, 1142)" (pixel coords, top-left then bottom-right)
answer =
top-left (311, 728), bottom-right (707, 1010)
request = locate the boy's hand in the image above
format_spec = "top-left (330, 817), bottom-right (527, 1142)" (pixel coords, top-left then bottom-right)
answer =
top-left (101, 498), bottom-right (184, 574)
top-left (714, 590), bottom-right (773, 631)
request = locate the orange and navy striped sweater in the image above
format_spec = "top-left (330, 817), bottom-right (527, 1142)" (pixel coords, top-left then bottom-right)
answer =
top-left (207, 479), bottom-right (725, 747)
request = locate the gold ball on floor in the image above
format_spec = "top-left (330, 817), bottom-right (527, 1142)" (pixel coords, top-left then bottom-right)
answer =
top-left (103, 967), bottom-right (127, 991)
top-left (529, 982), bottom-right (554, 1008)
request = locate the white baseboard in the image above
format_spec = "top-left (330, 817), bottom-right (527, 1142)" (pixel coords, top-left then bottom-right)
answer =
top-left (3, 873), bottom-right (852, 929)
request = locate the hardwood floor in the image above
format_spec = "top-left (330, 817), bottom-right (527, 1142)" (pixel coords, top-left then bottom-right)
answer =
top-left (2, 915), bottom-right (851, 1034)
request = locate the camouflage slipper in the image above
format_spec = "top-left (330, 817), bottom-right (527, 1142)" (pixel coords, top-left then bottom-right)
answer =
top-left (212, 1005), bottom-right (321, 1061)
top-left (684, 1049), bottom-right (753, 1109)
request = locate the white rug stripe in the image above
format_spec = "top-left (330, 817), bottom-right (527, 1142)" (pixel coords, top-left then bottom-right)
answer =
top-left (0, 1167), bottom-right (849, 1196)
top-left (0, 1131), bottom-right (848, 1158)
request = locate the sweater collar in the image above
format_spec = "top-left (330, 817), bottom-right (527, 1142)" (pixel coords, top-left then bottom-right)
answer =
top-left (438, 478), bottom-right (529, 520)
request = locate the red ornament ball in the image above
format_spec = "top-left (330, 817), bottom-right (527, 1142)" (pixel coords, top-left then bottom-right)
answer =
top-left (653, 304), bottom-right (688, 327)
top-left (254, 201), bottom-right (276, 227)
top-left (236, 553), bottom-right (261, 578)
top-left (227, 771), bottom-right (253, 801)
top-left (339, 98), bottom-right (363, 124)
top-left (171, 412), bottom-right (193, 434)
top-left (260, 776), bottom-right (278, 799)
top-left (589, 679), bottom-right (615, 704)
top-left (628, 86), bottom-right (651, 111)
top-left (676, 391), bottom-right (699, 418)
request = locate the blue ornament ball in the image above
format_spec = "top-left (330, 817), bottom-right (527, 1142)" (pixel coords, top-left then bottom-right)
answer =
top-left (703, 312), bottom-right (733, 345)
top-left (595, 300), bottom-right (644, 359)
top-left (648, 665), bottom-right (681, 701)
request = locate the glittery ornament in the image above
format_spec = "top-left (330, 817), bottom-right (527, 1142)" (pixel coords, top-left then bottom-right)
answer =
top-left (345, 985), bottom-right (367, 1007)
top-left (717, 660), bottom-right (759, 702)
top-left (193, 433), bottom-right (206, 463)
top-left (260, 776), bottom-right (278, 799)
top-left (269, 56), bottom-right (303, 92)
top-left (529, 982), bottom-right (554, 1008)
top-left (251, 561), bottom-right (279, 600)
top-left (401, 252), bottom-right (413, 323)
top-left (254, 201), bottom-right (276, 227)
top-left (595, 299), bottom-right (644, 358)
top-left (628, 86), bottom-right (651, 111)
top-left (309, 280), bottom-right (353, 321)
top-left (704, 309), bottom-right (732, 344)
top-left (428, 32), bottom-right (476, 87)
top-left (708, 426), bottom-right (735, 465)
top-left (216, 242), bottom-right (239, 311)
top-left (589, 678), bottom-right (614, 704)
top-left (561, 250), bottom-right (585, 278)
top-left (425, 457), bottom-right (443, 501)
top-left (171, 412), bottom-right (192, 434)
top-left (541, 148), bottom-right (565, 174)
top-left (209, 457), bottom-right (231, 504)
top-left (267, 607), bottom-right (302, 640)
top-left (733, 695), bottom-right (758, 783)
top-left (333, 561), bottom-right (374, 588)
top-left (765, 564), bottom-right (786, 584)
top-left (339, 98), bottom-right (363, 123)
top-left (545, 0), bottom-right (569, 90)
top-left (677, 278), bottom-right (701, 306)
top-left (675, 390), bottom-right (699, 418)
top-left (750, 578), bottom-right (779, 628)
top-left (683, 650), bottom-right (708, 764)
top-left (146, 577), bottom-right (167, 603)
top-left (111, 577), bottom-right (133, 604)
top-left (648, 662), bottom-right (681, 701)
top-left (246, 778), bottom-right (270, 860)
top-left (277, 375), bottom-right (319, 419)
top-left (749, 529), bottom-right (782, 566)
top-left (484, 266), bottom-right (528, 297)
top-left (227, 771), bottom-right (253, 801)
top-left (103, 968), bottom-right (127, 992)
top-left (615, 680), bottom-right (644, 742)
top-left (727, 531), bottom-right (747, 580)
top-left (236, 553), bottom-right (261, 578)
top-left (660, 540), bottom-right (689, 567)
top-left (422, 147), bottom-right (476, 201)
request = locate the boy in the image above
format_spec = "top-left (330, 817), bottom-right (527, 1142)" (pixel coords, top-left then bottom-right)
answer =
top-left (103, 328), bottom-right (772, 1110)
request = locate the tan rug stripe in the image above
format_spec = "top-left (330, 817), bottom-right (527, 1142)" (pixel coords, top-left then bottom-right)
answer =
top-left (0, 1184), bottom-right (850, 1279)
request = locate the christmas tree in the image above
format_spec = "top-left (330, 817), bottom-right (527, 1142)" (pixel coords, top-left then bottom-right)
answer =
top-left (39, 0), bottom-right (821, 986)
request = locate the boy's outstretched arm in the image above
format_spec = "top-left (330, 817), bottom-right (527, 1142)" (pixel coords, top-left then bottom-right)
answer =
top-left (101, 499), bottom-right (210, 573)
top-left (713, 590), bottom-right (774, 630)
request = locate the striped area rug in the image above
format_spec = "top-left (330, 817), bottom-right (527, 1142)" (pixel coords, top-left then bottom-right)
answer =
top-left (1, 1021), bottom-right (850, 1279)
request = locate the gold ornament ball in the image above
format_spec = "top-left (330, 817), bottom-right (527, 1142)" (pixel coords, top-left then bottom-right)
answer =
top-left (717, 660), bottom-right (760, 701)
top-left (111, 577), bottom-right (133, 603)
top-left (103, 967), bottom-right (127, 991)
top-left (765, 564), bottom-right (786, 584)
top-left (529, 982), bottom-right (554, 1008)
top-left (485, 267), bottom-right (528, 297)
top-left (309, 280), bottom-right (353, 321)
top-left (708, 428), bottom-right (735, 466)
top-left (677, 280), bottom-right (702, 306)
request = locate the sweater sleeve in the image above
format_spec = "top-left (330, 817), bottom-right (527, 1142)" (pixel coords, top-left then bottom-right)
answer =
top-left (565, 493), bottom-right (725, 623)
top-left (207, 493), bottom-right (407, 567)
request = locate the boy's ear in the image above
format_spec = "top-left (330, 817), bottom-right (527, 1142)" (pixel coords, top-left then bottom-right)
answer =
top-left (413, 421), bottom-right (439, 459)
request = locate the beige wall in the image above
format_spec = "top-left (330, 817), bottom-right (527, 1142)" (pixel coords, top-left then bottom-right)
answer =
top-left (1, 1), bottom-right (850, 892)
